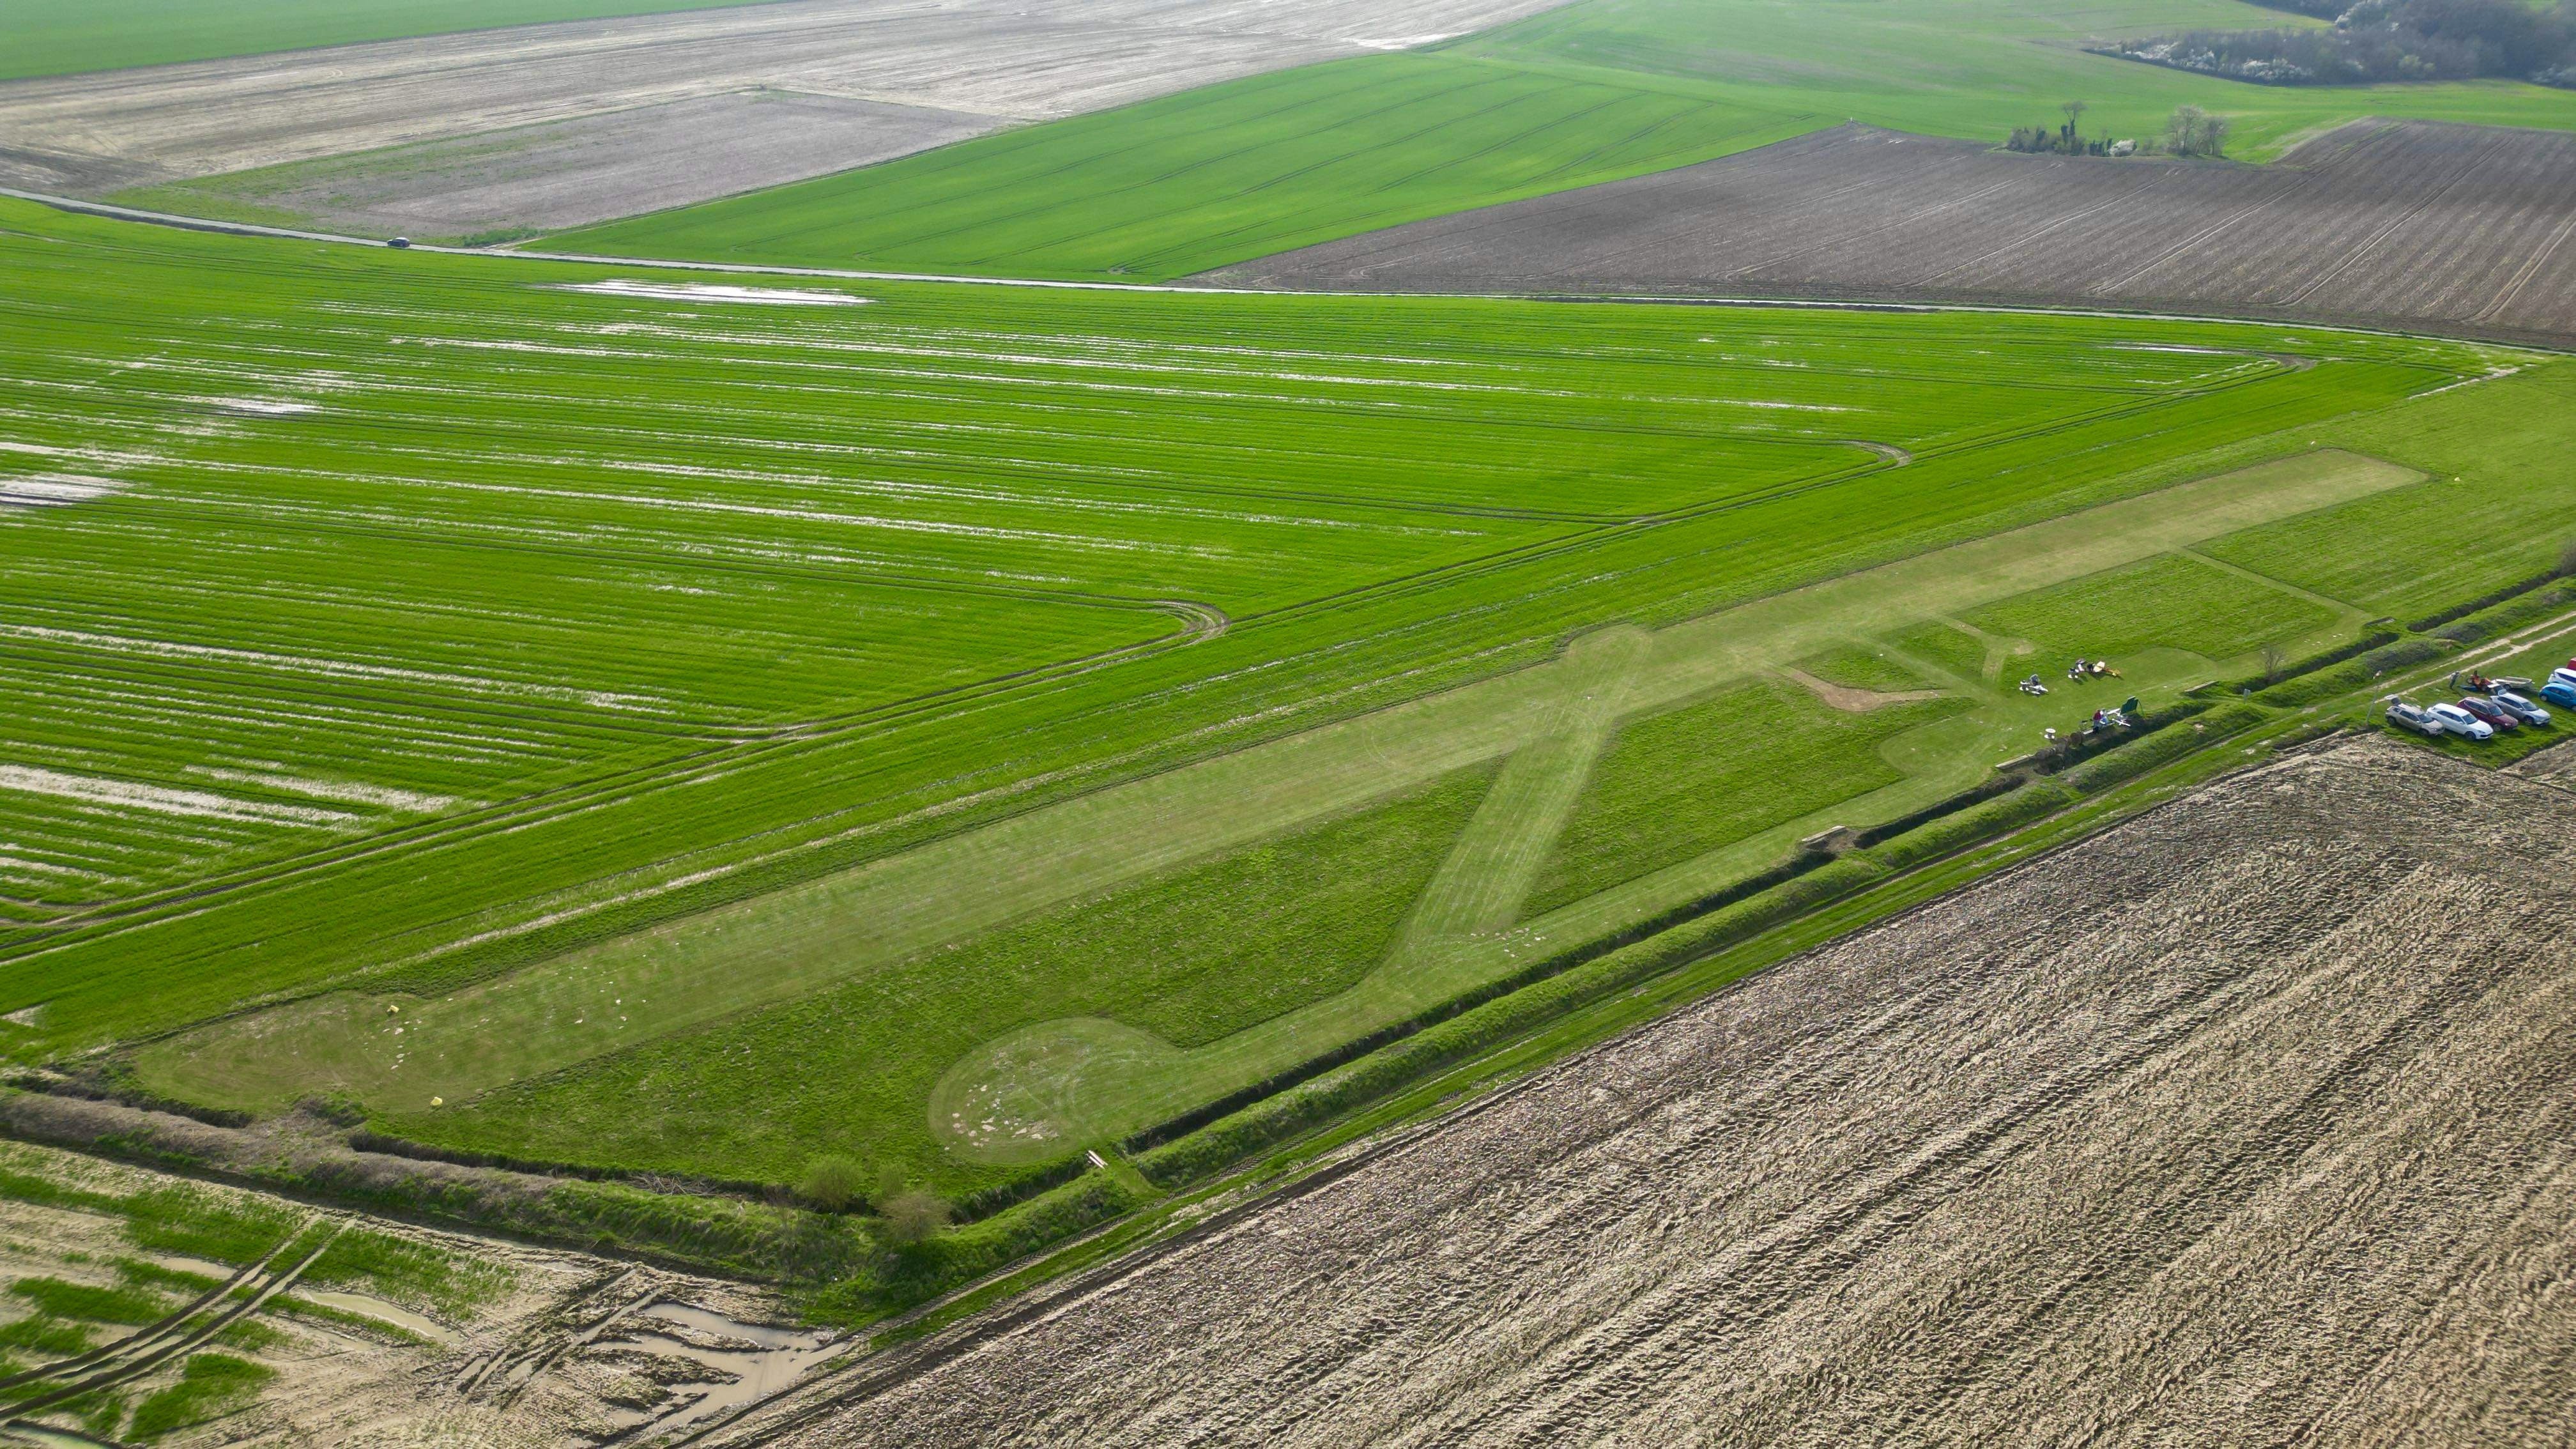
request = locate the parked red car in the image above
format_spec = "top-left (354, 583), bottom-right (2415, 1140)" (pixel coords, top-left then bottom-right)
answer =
top-left (2458, 696), bottom-right (2520, 732)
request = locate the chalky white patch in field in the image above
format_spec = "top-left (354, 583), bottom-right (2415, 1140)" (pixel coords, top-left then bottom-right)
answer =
top-left (201, 397), bottom-right (320, 415)
top-left (0, 623), bottom-right (666, 712)
top-left (0, 854), bottom-right (103, 882)
top-left (0, 766), bottom-right (356, 826)
top-left (0, 473), bottom-right (121, 506)
top-left (555, 280), bottom-right (870, 307)
top-left (187, 768), bottom-right (463, 814)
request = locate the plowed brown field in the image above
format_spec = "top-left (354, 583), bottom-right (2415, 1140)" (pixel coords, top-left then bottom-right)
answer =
top-left (710, 733), bottom-right (2576, 1447)
top-left (1213, 120), bottom-right (2576, 348)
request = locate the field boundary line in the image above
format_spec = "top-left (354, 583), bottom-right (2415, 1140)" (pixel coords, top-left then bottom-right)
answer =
top-left (8, 187), bottom-right (2565, 360)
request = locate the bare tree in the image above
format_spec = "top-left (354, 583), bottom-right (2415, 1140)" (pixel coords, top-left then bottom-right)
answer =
top-left (2262, 641), bottom-right (2286, 686)
top-left (2165, 105), bottom-right (2230, 157)
top-left (2559, 537), bottom-right (2576, 577)
top-left (2062, 99), bottom-right (2089, 128)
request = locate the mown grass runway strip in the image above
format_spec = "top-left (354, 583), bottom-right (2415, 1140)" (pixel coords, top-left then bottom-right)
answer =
top-left (561, 0), bottom-right (2576, 280)
top-left (4, 202), bottom-right (2573, 1209)
top-left (132, 449), bottom-right (2458, 1179)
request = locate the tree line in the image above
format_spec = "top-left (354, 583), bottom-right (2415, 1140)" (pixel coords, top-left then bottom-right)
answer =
top-left (2005, 101), bottom-right (2230, 158)
top-left (2094, 0), bottom-right (2576, 87)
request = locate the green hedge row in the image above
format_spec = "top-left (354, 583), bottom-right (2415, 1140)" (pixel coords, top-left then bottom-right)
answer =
top-left (799, 1172), bottom-right (1154, 1326)
top-left (1131, 856), bottom-right (1892, 1190)
top-left (2435, 580), bottom-right (2576, 647)
top-left (1860, 780), bottom-right (2077, 871)
top-left (2059, 701), bottom-right (2269, 792)
top-left (2253, 636), bottom-right (2451, 708)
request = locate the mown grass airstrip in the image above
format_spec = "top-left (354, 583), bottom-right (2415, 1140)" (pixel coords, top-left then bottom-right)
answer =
top-left (4, 201), bottom-right (2572, 1206)
top-left (287, 445), bottom-right (2436, 1191)
top-left (559, 0), bottom-right (2576, 279)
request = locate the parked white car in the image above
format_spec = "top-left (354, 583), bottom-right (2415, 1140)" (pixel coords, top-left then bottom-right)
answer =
top-left (2427, 702), bottom-right (2493, 740)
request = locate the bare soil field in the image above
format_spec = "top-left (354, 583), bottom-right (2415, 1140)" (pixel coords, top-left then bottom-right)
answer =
top-left (133, 90), bottom-right (1000, 240)
top-left (2511, 737), bottom-right (2576, 788)
top-left (0, 0), bottom-right (1571, 235)
top-left (706, 733), bottom-right (2576, 1447)
top-left (1213, 119), bottom-right (2576, 348)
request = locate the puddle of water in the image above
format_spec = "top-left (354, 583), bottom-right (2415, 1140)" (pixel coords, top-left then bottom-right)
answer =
top-left (553, 280), bottom-right (866, 307)
top-left (1, 1424), bottom-right (127, 1448)
top-left (611, 1303), bottom-right (839, 1434)
top-left (146, 1254), bottom-right (240, 1282)
top-left (638, 1302), bottom-right (825, 1350)
top-left (293, 1289), bottom-right (457, 1345)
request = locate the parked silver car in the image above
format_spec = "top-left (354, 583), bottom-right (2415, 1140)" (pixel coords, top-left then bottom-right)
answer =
top-left (2385, 698), bottom-right (2445, 737)
top-left (2487, 690), bottom-right (2552, 727)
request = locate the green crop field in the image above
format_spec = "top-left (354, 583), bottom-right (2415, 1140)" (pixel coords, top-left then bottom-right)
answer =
top-left (0, 0), bottom-right (769, 81)
top-left (558, 52), bottom-right (1821, 279)
top-left (1523, 682), bottom-right (1967, 917)
top-left (561, 0), bottom-right (2576, 279)
top-left (6, 197), bottom-right (2575, 1209)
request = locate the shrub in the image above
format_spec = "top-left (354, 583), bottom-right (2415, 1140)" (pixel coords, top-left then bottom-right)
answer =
top-left (798, 1155), bottom-right (864, 1212)
top-left (881, 1190), bottom-right (953, 1245)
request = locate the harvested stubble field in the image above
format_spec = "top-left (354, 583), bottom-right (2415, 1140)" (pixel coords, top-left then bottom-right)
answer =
top-left (711, 733), bottom-right (2576, 1448)
top-left (10, 195), bottom-right (2576, 1221)
top-left (0, 1131), bottom-right (844, 1443)
top-left (0, 0), bottom-right (1570, 236)
top-left (1213, 118), bottom-right (2576, 349)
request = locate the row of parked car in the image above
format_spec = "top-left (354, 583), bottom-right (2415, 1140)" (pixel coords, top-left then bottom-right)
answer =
top-left (2386, 663), bottom-right (2576, 741)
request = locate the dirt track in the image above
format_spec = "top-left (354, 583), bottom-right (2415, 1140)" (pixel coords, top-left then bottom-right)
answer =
top-left (712, 733), bottom-right (2576, 1446)
top-left (1211, 120), bottom-right (2576, 348)
top-left (0, 0), bottom-right (1570, 234)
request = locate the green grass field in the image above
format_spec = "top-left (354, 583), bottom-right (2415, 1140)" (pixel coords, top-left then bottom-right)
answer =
top-left (1792, 645), bottom-right (1939, 695)
top-left (558, 52), bottom-right (1820, 278)
top-left (6, 200), bottom-right (2575, 1202)
top-left (1962, 553), bottom-right (2342, 668)
top-left (560, 0), bottom-right (2576, 279)
top-left (0, 0), bottom-right (769, 80)
top-left (1524, 682), bottom-right (1966, 917)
